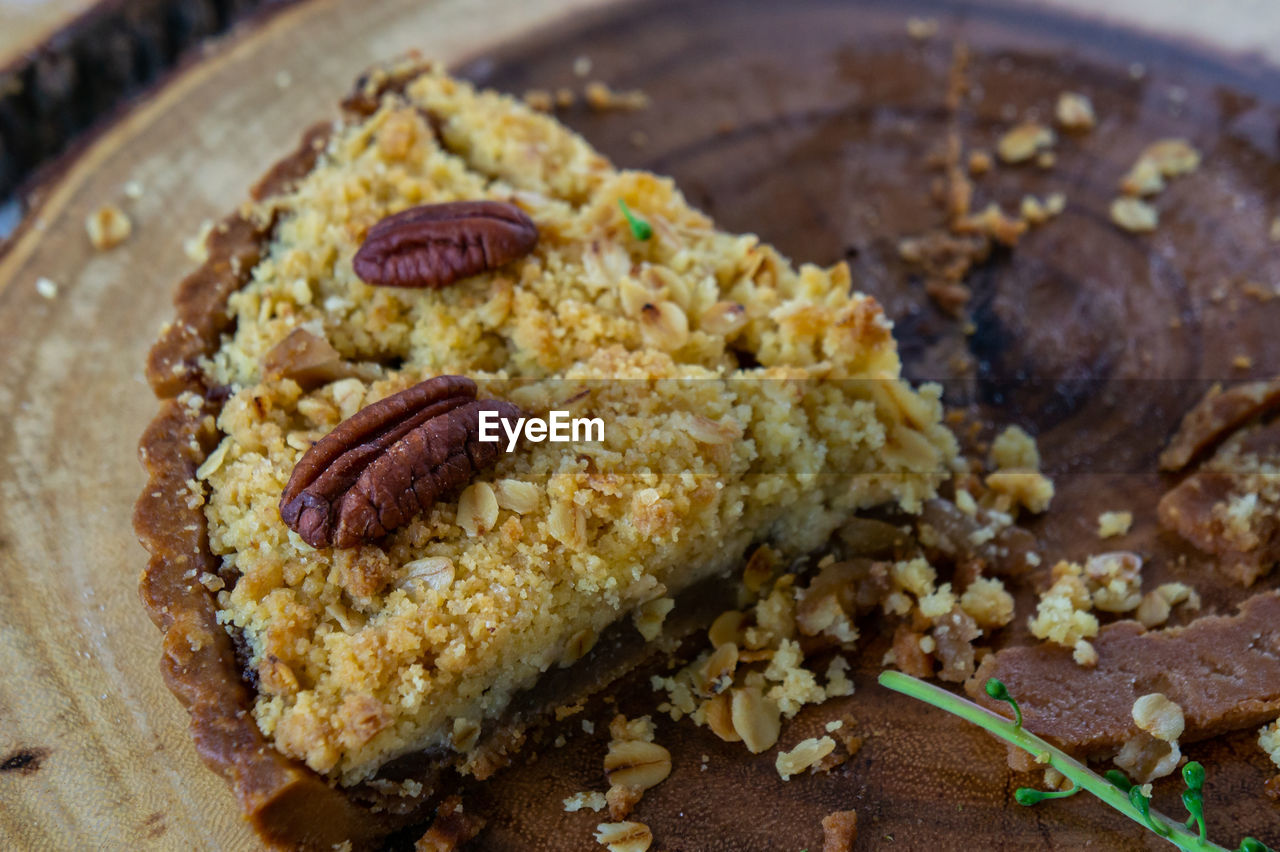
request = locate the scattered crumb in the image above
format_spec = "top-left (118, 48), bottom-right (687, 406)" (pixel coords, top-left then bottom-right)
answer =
top-left (1120, 139), bottom-right (1200, 196)
top-left (584, 81), bottom-right (649, 111)
top-left (633, 596), bottom-right (674, 641)
top-left (1055, 92), bottom-right (1096, 131)
top-left (1241, 281), bottom-right (1274, 303)
top-left (825, 719), bottom-right (844, 733)
top-left (522, 89), bottom-right (554, 112)
top-left (85, 203), bottom-right (132, 250)
top-left (821, 809), bottom-right (859, 852)
top-left (1110, 197), bottom-right (1158, 233)
top-left (1028, 561), bottom-right (1099, 650)
top-left (1097, 511), bottom-right (1133, 538)
top-left (555, 88), bottom-right (576, 109)
top-left (996, 122), bottom-right (1056, 164)
top-left (35, 277), bottom-right (58, 300)
top-left (122, 180), bottom-right (144, 200)
top-left (184, 220), bottom-right (215, 263)
top-left (1036, 151), bottom-right (1056, 169)
top-left (594, 821), bottom-right (652, 852)
top-left (1072, 639), bottom-right (1098, 668)
top-left (990, 425), bottom-right (1041, 471)
top-left (564, 791), bottom-right (607, 813)
top-left (1233, 354), bottom-right (1254, 370)
top-left (967, 149), bottom-right (993, 175)
top-left (629, 130), bottom-right (649, 148)
top-left (906, 17), bottom-right (940, 40)
top-left (1261, 720), bottom-right (1280, 769)
top-left (573, 56), bottom-right (593, 78)
top-left (959, 577), bottom-right (1015, 629)
top-left (775, 736), bottom-right (836, 780)
top-left (1116, 694), bottom-right (1184, 782)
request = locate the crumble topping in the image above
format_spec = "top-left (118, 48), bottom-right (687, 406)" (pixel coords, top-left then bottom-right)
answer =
top-left (195, 65), bottom-right (955, 783)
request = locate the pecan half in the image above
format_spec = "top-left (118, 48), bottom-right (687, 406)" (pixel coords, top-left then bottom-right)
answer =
top-left (352, 201), bottom-right (538, 289)
top-left (279, 375), bottom-right (521, 548)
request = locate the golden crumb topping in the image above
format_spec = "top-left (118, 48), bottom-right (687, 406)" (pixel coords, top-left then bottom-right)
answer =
top-left (196, 65), bottom-right (954, 783)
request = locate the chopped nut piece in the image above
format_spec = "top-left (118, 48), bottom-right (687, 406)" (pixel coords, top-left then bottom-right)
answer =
top-left (1097, 510), bottom-right (1133, 538)
top-left (1135, 590), bottom-right (1171, 628)
top-left (821, 809), bottom-right (858, 852)
top-left (605, 784), bottom-right (643, 821)
top-left (1072, 639), bottom-right (1098, 667)
top-left (996, 122), bottom-right (1056, 164)
top-left (1110, 197), bottom-right (1158, 233)
top-left (730, 686), bottom-right (781, 753)
top-left (775, 736), bottom-right (836, 780)
top-left (86, 203), bottom-right (133, 250)
top-left (1055, 92), bottom-right (1096, 131)
top-left (594, 821), bottom-right (652, 852)
top-left (1115, 731), bottom-right (1181, 783)
top-left (1133, 692), bottom-right (1185, 742)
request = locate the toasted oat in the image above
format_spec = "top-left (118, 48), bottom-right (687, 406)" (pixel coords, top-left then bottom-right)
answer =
top-left (1055, 92), bottom-right (1096, 131)
top-left (456, 482), bottom-right (499, 537)
top-left (86, 203), bottom-right (132, 250)
top-left (730, 686), bottom-right (781, 753)
top-left (1110, 197), bottom-right (1158, 233)
top-left (594, 821), bottom-right (652, 852)
top-left (632, 596), bottom-right (675, 642)
top-left (1097, 510), bottom-right (1133, 539)
top-left (604, 738), bottom-right (672, 792)
top-left (996, 122), bottom-right (1055, 164)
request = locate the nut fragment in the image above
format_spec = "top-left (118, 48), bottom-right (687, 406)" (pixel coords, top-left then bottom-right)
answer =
top-left (730, 686), bottom-right (781, 753)
top-left (279, 375), bottom-right (522, 548)
top-left (603, 739), bottom-right (672, 791)
top-left (594, 821), bottom-right (652, 852)
top-left (353, 201), bottom-right (538, 288)
top-left (708, 610), bottom-right (746, 648)
top-left (1133, 693), bottom-right (1185, 742)
top-left (86, 203), bottom-right (132, 250)
top-left (263, 328), bottom-right (380, 388)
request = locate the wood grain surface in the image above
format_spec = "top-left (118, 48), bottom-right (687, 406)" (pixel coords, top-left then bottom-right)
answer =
top-left (1, 0), bottom-right (1279, 850)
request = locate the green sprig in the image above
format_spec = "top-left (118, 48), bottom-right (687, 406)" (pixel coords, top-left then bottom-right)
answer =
top-left (878, 671), bottom-right (1276, 852)
top-left (618, 199), bottom-right (652, 241)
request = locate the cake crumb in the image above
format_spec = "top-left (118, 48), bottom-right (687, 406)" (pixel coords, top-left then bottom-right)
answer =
top-left (1233, 354), bottom-right (1254, 370)
top-left (906, 17), bottom-right (939, 40)
top-left (967, 150), bottom-right (993, 175)
top-left (522, 89), bottom-right (554, 112)
top-left (1097, 510), bottom-right (1133, 538)
top-left (35, 277), bottom-right (58, 300)
top-left (573, 56), bottom-right (593, 78)
top-left (585, 81), bottom-right (649, 111)
top-left (824, 719), bottom-right (844, 733)
top-left (1055, 92), bottom-right (1096, 131)
top-left (184, 220), bottom-right (214, 263)
top-left (990, 425), bottom-right (1041, 471)
top-left (564, 791), bottom-right (607, 813)
top-left (1110, 197), bottom-right (1158, 233)
top-left (821, 809), bottom-right (858, 852)
top-left (86, 203), bottom-right (132, 250)
top-left (122, 180), bottom-right (144, 199)
top-left (996, 122), bottom-right (1055, 164)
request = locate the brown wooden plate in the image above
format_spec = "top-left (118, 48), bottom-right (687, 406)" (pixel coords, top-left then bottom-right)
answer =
top-left (0, 0), bottom-right (1277, 849)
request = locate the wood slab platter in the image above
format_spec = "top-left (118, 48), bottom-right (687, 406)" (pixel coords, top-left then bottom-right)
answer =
top-left (1, 0), bottom-right (1279, 849)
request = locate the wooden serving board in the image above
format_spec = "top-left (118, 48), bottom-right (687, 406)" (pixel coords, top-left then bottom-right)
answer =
top-left (2, 0), bottom-right (1279, 849)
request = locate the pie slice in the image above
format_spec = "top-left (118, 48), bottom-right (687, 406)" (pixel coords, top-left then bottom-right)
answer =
top-left (134, 59), bottom-right (956, 849)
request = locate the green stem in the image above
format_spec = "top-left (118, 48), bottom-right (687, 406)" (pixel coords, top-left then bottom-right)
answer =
top-left (878, 670), bottom-right (1229, 852)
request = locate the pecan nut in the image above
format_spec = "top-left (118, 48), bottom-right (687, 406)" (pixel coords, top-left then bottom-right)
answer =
top-left (352, 200), bottom-right (538, 288)
top-left (279, 375), bottom-right (521, 547)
